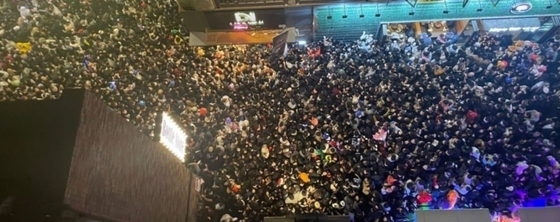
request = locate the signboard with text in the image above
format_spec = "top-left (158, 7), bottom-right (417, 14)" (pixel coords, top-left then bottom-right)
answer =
top-left (159, 112), bottom-right (187, 162)
top-left (204, 9), bottom-right (286, 31)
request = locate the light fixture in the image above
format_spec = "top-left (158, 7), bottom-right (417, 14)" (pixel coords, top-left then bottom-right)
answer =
top-left (407, 0), bottom-right (416, 16)
top-left (514, 4), bottom-right (529, 11)
top-left (327, 6), bottom-right (332, 19)
top-left (342, 15), bottom-right (348, 18)
top-left (547, 0), bottom-right (558, 8)
top-left (327, 15), bottom-right (332, 19)
top-left (476, 0), bottom-right (483, 12)
top-left (443, 0), bottom-right (449, 13)
top-left (510, 1), bottom-right (532, 14)
top-left (375, 1), bottom-right (381, 17)
top-left (342, 5), bottom-right (348, 19)
top-left (359, 4), bottom-right (364, 18)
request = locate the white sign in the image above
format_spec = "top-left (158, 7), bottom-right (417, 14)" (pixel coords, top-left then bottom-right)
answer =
top-left (159, 112), bottom-right (187, 162)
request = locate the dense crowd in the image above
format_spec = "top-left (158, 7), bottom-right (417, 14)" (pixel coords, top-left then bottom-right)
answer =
top-left (2, 0), bottom-right (560, 222)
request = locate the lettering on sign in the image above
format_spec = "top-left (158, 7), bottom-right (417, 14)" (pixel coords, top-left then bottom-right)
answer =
top-left (230, 12), bottom-right (264, 30)
top-left (159, 113), bottom-right (187, 162)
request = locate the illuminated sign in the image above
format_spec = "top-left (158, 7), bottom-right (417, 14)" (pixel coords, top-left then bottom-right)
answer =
top-left (159, 112), bottom-right (187, 162)
top-left (230, 12), bottom-right (264, 30)
top-left (489, 27), bottom-right (539, 32)
top-left (510, 2), bottom-right (532, 14)
top-left (232, 23), bottom-right (249, 30)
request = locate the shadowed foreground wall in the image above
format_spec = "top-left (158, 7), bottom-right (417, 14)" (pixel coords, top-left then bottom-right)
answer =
top-left (64, 90), bottom-right (190, 222)
top-left (0, 90), bottom-right (192, 222)
top-left (185, 171), bottom-right (200, 222)
top-left (0, 91), bottom-right (83, 222)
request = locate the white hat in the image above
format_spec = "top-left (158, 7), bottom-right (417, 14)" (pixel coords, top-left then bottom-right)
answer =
top-left (261, 146), bottom-right (270, 159)
top-left (314, 201), bottom-right (321, 209)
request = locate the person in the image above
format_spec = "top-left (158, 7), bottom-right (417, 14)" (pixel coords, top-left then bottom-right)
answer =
top-left (420, 32), bottom-right (432, 46)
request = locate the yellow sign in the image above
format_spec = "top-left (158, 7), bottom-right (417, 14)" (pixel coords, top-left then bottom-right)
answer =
top-left (16, 42), bottom-right (31, 54)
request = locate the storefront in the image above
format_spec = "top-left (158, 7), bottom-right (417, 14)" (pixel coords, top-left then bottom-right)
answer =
top-left (186, 7), bottom-right (313, 45)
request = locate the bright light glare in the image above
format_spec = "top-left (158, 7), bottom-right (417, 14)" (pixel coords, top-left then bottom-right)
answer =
top-left (511, 2), bottom-right (532, 14)
top-left (159, 112), bottom-right (187, 162)
top-left (298, 40), bottom-right (307, 45)
top-left (515, 4), bottom-right (529, 11)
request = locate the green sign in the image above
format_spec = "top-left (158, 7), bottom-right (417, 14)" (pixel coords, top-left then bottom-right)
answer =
top-left (315, 0), bottom-right (560, 40)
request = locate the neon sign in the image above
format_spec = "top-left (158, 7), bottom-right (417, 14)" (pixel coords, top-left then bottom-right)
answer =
top-left (230, 12), bottom-right (264, 30)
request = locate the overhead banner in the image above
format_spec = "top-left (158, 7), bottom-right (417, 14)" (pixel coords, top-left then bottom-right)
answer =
top-left (271, 30), bottom-right (289, 62)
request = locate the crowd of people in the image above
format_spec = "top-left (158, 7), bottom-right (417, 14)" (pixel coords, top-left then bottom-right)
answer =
top-left (2, 0), bottom-right (560, 222)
